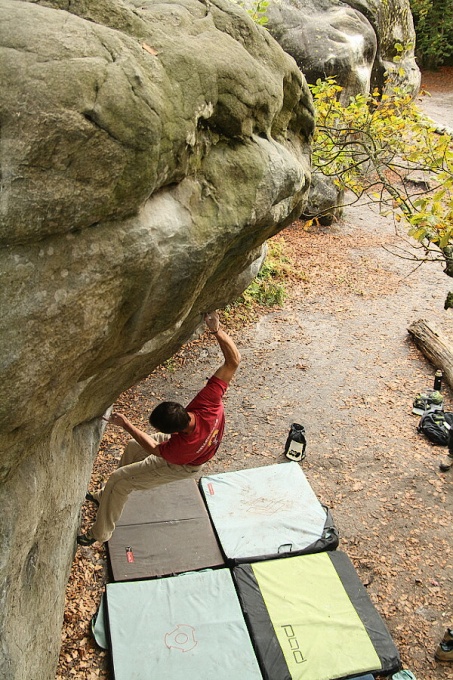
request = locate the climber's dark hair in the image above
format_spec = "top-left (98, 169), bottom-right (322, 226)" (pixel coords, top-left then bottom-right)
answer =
top-left (149, 401), bottom-right (190, 434)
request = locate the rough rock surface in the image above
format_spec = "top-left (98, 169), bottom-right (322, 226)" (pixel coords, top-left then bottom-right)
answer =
top-left (262, 0), bottom-right (420, 220)
top-left (0, 1), bottom-right (314, 678)
top-left (266, 0), bottom-right (377, 99)
top-left (348, 0), bottom-right (420, 94)
top-left (266, 0), bottom-right (420, 99)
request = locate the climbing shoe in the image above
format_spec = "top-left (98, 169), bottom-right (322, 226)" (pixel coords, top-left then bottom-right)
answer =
top-left (435, 640), bottom-right (453, 662)
top-left (439, 455), bottom-right (453, 472)
top-left (412, 389), bottom-right (444, 415)
top-left (77, 533), bottom-right (95, 547)
top-left (85, 491), bottom-right (99, 506)
top-left (442, 628), bottom-right (453, 643)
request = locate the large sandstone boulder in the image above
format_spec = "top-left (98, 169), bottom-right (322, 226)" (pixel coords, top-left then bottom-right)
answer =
top-left (265, 0), bottom-right (378, 100)
top-left (0, 1), bottom-right (314, 677)
top-left (265, 0), bottom-right (420, 100)
top-left (262, 0), bottom-right (420, 221)
top-left (347, 0), bottom-right (420, 95)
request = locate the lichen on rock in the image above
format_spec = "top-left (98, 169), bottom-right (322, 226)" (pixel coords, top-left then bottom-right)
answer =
top-left (0, 1), bottom-right (314, 677)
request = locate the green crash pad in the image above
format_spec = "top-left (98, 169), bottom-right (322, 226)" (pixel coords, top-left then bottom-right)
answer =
top-left (234, 550), bottom-right (401, 680)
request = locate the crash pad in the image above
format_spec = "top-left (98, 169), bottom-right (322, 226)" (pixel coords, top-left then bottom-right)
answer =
top-left (234, 550), bottom-right (401, 680)
top-left (200, 462), bottom-right (338, 563)
top-left (106, 569), bottom-right (262, 679)
top-left (107, 479), bottom-right (224, 581)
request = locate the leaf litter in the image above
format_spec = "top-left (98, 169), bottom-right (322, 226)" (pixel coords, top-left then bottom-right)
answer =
top-left (57, 88), bottom-right (453, 680)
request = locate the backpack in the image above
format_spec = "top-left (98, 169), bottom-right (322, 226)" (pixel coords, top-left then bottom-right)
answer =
top-left (284, 423), bottom-right (307, 462)
top-left (417, 410), bottom-right (453, 450)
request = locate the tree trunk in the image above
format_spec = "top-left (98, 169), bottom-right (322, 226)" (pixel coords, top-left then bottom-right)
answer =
top-left (408, 319), bottom-right (453, 391)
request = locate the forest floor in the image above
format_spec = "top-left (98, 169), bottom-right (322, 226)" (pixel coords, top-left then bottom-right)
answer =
top-left (57, 69), bottom-right (453, 680)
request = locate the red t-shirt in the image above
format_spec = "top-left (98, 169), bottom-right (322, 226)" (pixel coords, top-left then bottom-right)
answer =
top-left (159, 375), bottom-right (227, 466)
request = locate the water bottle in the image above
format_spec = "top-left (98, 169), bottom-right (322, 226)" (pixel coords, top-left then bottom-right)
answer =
top-left (434, 370), bottom-right (442, 391)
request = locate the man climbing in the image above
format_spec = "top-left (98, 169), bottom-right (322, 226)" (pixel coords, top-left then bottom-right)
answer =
top-left (77, 311), bottom-right (240, 546)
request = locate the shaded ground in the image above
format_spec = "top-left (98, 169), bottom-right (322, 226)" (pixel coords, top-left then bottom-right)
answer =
top-left (57, 71), bottom-right (453, 679)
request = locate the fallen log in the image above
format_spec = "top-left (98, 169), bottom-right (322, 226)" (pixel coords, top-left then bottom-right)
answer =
top-left (408, 319), bottom-right (453, 391)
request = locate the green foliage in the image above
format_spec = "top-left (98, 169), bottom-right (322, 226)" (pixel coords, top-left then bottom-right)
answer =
top-left (163, 357), bottom-right (178, 372)
top-left (239, 242), bottom-right (287, 306)
top-left (309, 70), bottom-right (453, 305)
top-left (410, 0), bottom-right (453, 69)
top-left (230, 0), bottom-right (269, 26)
top-left (246, 0), bottom-right (269, 26)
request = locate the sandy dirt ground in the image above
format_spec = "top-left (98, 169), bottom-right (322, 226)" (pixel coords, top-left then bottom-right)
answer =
top-left (58, 70), bottom-right (453, 679)
top-left (418, 67), bottom-right (453, 130)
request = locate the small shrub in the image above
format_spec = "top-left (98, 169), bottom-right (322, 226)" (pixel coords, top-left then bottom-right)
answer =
top-left (410, 0), bottom-right (453, 69)
top-left (239, 242), bottom-right (288, 307)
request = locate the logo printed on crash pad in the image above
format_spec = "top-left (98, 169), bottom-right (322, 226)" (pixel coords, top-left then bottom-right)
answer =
top-left (282, 624), bottom-right (307, 664)
top-left (165, 624), bottom-right (197, 653)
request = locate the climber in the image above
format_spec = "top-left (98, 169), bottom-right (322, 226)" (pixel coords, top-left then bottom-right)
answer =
top-left (77, 311), bottom-right (240, 546)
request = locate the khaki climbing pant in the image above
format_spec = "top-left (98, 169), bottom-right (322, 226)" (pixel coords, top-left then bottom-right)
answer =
top-left (89, 436), bottom-right (203, 543)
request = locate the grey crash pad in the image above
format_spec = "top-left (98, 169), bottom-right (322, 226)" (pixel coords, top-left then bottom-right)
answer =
top-left (107, 479), bottom-right (224, 581)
